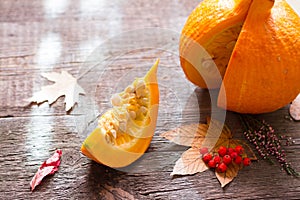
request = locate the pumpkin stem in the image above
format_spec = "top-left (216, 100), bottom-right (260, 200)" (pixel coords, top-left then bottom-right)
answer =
top-left (251, 0), bottom-right (275, 13)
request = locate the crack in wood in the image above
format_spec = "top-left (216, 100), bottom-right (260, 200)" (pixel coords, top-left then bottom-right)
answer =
top-left (0, 115), bottom-right (14, 118)
top-left (0, 54), bottom-right (35, 59)
top-left (100, 184), bottom-right (137, 200)
top-left (139, 188), bottom-right (183, 196)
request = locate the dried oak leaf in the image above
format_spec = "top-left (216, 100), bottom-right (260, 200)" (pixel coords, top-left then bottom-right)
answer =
top-left (28, 71), bottom-right (85, 111)
top-left (30, 149), bottom-right (62, 191)
top-left (290, 93), bottom-right (300, 121)
top-left (161, 118), bottom-right (256, 187)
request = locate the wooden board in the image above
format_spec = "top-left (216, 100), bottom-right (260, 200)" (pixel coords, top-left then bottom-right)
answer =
top-left (0, 0), bottom-right (299, 199)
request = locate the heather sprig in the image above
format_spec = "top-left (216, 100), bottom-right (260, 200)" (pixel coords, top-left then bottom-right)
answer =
top-left (240, 115), bottom-right (299, 177)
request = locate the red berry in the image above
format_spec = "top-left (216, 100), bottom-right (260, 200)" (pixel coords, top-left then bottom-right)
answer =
top-left (202, 153), bottom-right (212, 163)
top-left (243, 157), bottom-right (251, 166)
top-left (217, 163), bottom-right (227, 173)
top-left (218, 146), bottom-right (227, 157)
top-left (200, 147), bottom-right (208, 155)
top-left (227, 147), bottom-right (235, 155)
top-left (213, 155), bottom-right (221, 164)
top-left (230, 151), bottom-right (238, 159)
top-left (235, 145), bottom-right (244, 154)
top-left (223, 155), bottom-right (232, 165)
top-left (208, 159), bottom-right (216, 168)
top-left (234, 156), bottom-right (243, 164)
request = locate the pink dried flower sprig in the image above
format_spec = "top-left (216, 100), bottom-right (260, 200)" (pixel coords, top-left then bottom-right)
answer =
top-left (240, 115), bottom-right (298, 177)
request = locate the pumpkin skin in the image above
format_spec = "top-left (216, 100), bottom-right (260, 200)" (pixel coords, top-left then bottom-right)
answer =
top-left (180, 0), bottom-right (300, 113)
top-left (81, 60), bottom-right (159, 168)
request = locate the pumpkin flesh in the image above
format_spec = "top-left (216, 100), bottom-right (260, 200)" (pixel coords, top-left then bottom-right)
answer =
top-left (81, 59), bottom-right (159, 168)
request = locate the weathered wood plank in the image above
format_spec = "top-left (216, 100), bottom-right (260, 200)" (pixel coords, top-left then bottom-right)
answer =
top-left (0, 105), bottom-right (299, 199)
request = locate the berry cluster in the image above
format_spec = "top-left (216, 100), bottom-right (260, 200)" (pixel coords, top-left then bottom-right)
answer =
top-left (200, 146), bottom-right (251, 173)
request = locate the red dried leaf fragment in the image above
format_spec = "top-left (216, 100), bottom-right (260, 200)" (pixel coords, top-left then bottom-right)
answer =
top-left (30, 149), bottom-right (62, 191)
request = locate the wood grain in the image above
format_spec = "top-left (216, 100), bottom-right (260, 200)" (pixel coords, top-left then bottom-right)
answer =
top-left (0, 0), bottom-right (299, 199)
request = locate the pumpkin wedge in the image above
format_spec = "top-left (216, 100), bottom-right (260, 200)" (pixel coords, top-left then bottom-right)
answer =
top-left (180, 0), bottom-right (300, 113)
top-left (81, 59), bottom-right (159, 168)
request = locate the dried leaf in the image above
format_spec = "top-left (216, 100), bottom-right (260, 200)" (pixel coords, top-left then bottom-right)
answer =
top-left (161, 118), bottom-right (231, 148)
top-left (215, 162), bottom-right (242, 188)
top-left (290, 94), bottom-right (300, 120)
top-left (171, 147), bottom-right (209, 176)
top-left (213, 139), bottom-right (256, 187)
top-left (28, 71), bottom-right (85, 111)
top-left (163, 118), bottom-right (255, 187)
top-left (30, 149), bottom-right (62, 191)
top-left (237, 140), bottom-right (257, 161)
top-left (160, 123), bottom-right (207, 147)
top-left (201, 118), bottom-right (232, 151)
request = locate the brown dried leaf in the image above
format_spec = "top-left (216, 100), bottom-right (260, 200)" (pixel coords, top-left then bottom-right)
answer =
top-left (160, 123), bottom-right (208, 147)
top-left (195, 118), bottom-right (232, 149)
top-left (165, 118), bottom-right (255, 187)
top-left (213, 139), bottom-right (257, 160)
top-left (27, 71), bottom-right (85, 111)
top-left (161, 118), bottom-right (231, 149)
top-left (237, 140), bottom-right (257, 160)
top-left (213, 140), bottom-right (256, 187)
top-left (290, 93), bottom-right (300, 121)
top-left (215, 162), bottom-right (242, 188)
top-left (171, 147), bottom-right (209, 176)
top-left (168, 118), bottom-right (232, 176)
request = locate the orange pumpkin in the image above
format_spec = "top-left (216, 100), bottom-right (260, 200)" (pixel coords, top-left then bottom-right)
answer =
top-left (81, 60), bottom-right (159, 168)
top-left (180, 0), bottom-right (300, 113)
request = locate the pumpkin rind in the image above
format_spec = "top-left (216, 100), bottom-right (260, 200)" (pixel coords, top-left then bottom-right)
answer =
top-left (218, 0), bottom-right (300, 113)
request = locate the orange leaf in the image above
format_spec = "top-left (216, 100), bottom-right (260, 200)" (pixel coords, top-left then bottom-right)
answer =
top-left (290, 93), bottom-right (300, 121)
top-left (171, 147), bottom-right (209, 176)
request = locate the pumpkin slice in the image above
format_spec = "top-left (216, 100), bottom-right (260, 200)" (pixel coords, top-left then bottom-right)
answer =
top-left (180, 0), bottom-right (300, 113)
top-left (81, 59), bottom-right (159, 168)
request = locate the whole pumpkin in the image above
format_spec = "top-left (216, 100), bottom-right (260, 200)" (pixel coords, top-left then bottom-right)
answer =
top-left (179, 0), bottom-right (300, 113)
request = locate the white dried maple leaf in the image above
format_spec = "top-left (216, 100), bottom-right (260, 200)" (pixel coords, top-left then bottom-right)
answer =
top-left (28, 71), bottom-right (85, 111)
